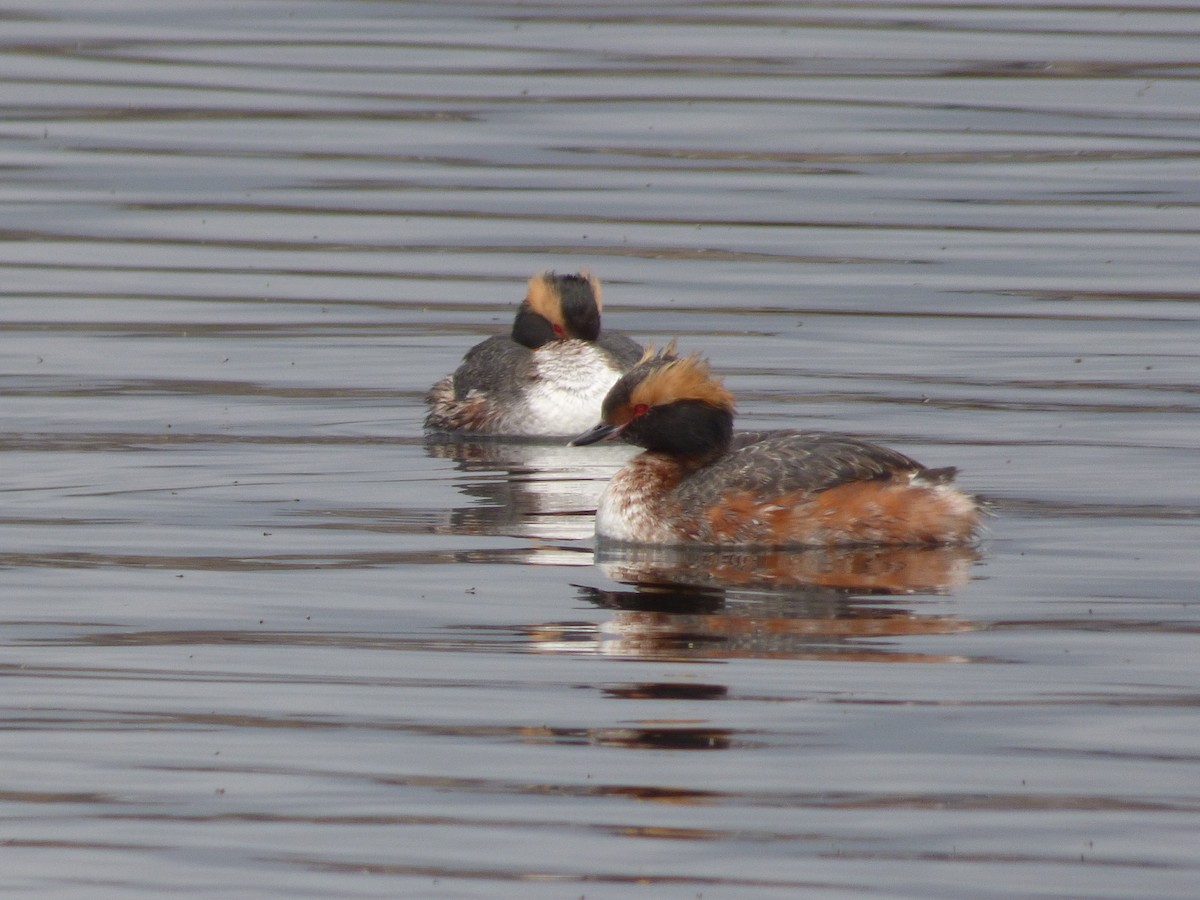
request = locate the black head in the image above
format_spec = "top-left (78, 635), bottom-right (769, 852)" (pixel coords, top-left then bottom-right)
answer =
top-left (555, 274), bottom-right (602, 342)
top-left (572, 347), bottom-right (734, 466)
top-left (511, 271), bottom-right (603, 349)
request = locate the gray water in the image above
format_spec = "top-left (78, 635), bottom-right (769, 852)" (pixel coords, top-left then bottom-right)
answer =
top-left (3, 2), bottom-right (1199, 898)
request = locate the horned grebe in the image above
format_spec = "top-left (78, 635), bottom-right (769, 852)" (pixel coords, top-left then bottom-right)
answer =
top-left (425, 271), bottom-right (642, 436)
top-left (571, 346), bottom-right (980, 547)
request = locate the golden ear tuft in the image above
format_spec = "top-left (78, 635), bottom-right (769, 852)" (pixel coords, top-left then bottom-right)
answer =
top-left (524, 272), bottom-right (562, 323)
top-left (630, 352), bottom-right (735, 413)
top-left (636, 337), bottom-right (680, 366)
top-left (579, 269), bottom-right (603, 312)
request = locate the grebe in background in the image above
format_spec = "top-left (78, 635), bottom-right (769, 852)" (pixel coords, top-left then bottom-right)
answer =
top-left (426, 271), bottom-right (642, 437)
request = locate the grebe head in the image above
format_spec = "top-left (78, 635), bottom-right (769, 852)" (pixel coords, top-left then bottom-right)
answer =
top-left (512, 271), bottom-right (603, 348)
top-left (571, 344), bottom-right (735, 463)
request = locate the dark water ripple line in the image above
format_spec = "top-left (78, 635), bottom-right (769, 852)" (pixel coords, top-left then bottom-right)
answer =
top-left (788, 372), bottom-right (1200, 396)
top-left (6, 300), bottom-right (1198, 321)
top-left (8, 620), bottom-right (1200, 707)
top-left (989, 497), bottom-right (1200, 520)
top-left (266, 856), bottom-right (851, 891)
top-left (0, 320), bottom-right (476, 337)
top-left (9, 631), bottom-right (530, 655)
top-left (762, 393), bottom-right (1200, 417)
top-left (0, 380), bottom-right (408, 400)
top-left (0, 711), bottom-right (743, 755)
top-left (828, 395), bottom-right (1200, 415)
top-left (0, 663), bottom-right (548, 691)
top-left (39, 80), bottom-right (1187, 110)
top-left (0, 838), bottom-right (171, 853)
top-left (99, 810), bottom-right (806, 846)
top-left (1, 103), bottom-right (479, 124)
top-left (0, 547), bottom-right (589, 571)
top-left (20, 2), bottom-right (1198, 35)
top-left (47, 56), bottom-right (1200, 83)
top-left (6, 210), bottom-right (1194, 235)
top-left (12, 133), bottom-right (1200, 167)
top-left (138, 762), bottom-right (1200, 815)
top-left (35, 53), bottom-right (1200, 89)
top-left (4, 305), bottom-right (1196, 328)
top-left (259, 854), bottom-right (1187, 890)
top-left (104, 202), bottom-right (1200, 236)
top-left (0, 433), bottom-right (430, 452)
top-left (581, 143), bottom-right (1200, 163)
top-left (819, 849), bottom-right (1192, 871)
top-left (0, 245), bottom-right (908, 266)
top-left (501, 8), bottom-right (1200, 39)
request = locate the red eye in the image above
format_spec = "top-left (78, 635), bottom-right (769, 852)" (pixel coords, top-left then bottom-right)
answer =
top-left (552, 323), bottom-right (565, 336)
top-left (632, 403), bottom-right (649, 417)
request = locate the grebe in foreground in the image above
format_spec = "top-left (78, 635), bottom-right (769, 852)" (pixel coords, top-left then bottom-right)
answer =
top-left (425, 271), bottom-right (642, 436)
top-left (571, 347), bottom-right (981, 547)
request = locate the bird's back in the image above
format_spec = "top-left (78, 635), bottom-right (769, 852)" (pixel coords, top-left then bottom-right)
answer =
top-left (666, 430), bottom-right (977, 546)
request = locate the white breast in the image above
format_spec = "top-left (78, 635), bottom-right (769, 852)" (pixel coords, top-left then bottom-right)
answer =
top-left (593, 458), bottom-right (681, 544)
top-left (504, 342), bottom-right (624, 436)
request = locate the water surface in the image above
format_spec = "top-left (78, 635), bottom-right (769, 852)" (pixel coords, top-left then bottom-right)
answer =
top-left (2, 2), bottom-right (1199, 897)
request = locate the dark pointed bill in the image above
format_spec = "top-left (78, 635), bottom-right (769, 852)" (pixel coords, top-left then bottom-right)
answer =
top-left (570, 422), bottom-right (622, 446)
